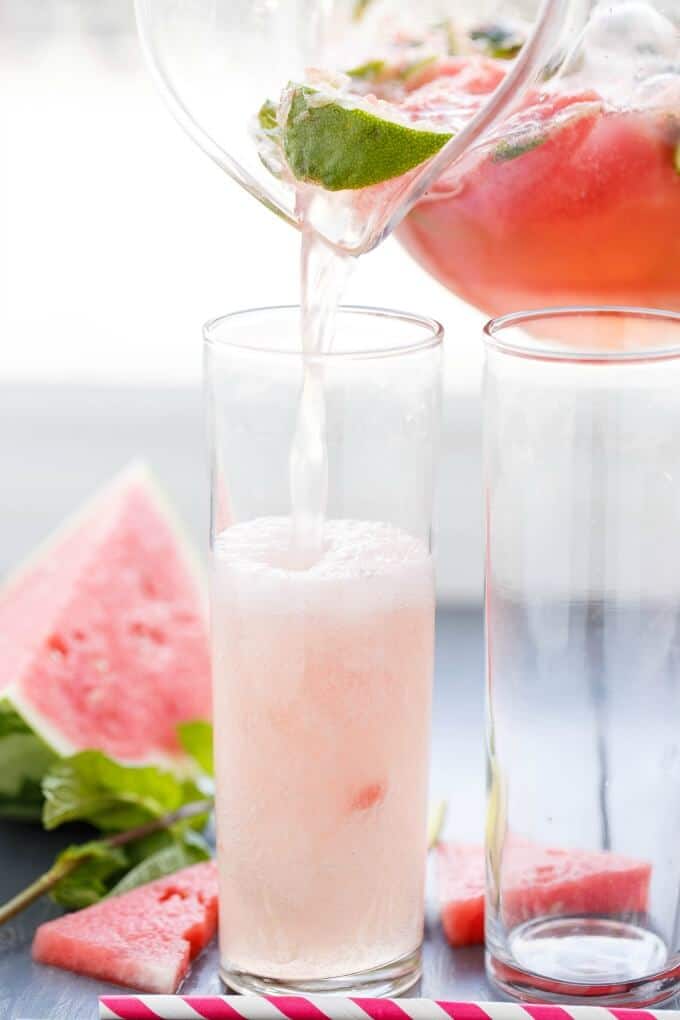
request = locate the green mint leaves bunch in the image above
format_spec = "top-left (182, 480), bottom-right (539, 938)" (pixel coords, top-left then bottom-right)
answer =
top-left (0, 722), bottom-right (214, 924)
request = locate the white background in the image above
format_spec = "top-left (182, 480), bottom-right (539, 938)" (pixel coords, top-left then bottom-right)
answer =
top-left (1, 0), bottom-right (486, 601)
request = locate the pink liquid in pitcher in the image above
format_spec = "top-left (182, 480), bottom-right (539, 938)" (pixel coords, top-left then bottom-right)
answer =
top-left (396, 57), bottom-right (680, 314)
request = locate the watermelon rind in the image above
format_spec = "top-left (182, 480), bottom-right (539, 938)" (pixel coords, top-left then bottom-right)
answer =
top-left (0, 462), bottom-right (208, 819)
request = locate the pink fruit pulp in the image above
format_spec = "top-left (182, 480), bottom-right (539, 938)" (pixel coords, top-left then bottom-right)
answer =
top-left (437, 841), bottom-right (651, 948)
top-left (0, 464), bottom-right (211, 762)
top-left (32, 861), bottom-right (218, 993)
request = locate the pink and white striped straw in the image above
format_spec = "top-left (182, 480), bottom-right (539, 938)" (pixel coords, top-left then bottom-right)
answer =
top-left (98, 998), bottom-right (680, 1020)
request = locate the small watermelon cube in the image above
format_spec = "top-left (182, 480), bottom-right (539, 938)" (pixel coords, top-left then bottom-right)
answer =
top-left (32, 861), bottom-right (218, 993)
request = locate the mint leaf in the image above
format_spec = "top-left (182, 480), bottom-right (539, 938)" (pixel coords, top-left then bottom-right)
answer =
top-left (400, 56), bottom-right (437, 82)
top-left (177, 721), bottom-right (213, 777)
top-left (109, 832), bottom-right (211, 897)
top-left (258, 99), bottom-right (279, 132)
top-left (0, 701), bottom-right (34, 737)
top-left (493, 134), bottom-right (546, 162)
top-left (0, 777), bottom-right (45, 821)
top-left (0, 794), bottom-right (213, 926)
top-left (469, 21), bottom-right (524, 59)
top-left (50, 842), bottom-right (128, 910)
top-left (0, 700), bottom-right (58, 819)
top-left (346, 59), bottom-right (386, 81)
top-left (42, 750), bottom-right (204, 832)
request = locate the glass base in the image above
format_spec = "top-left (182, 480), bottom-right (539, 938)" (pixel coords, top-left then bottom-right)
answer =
top-left (220, 946), bottom-right (422, 997)
top-left (487, 916), bottom-right (678, 1006)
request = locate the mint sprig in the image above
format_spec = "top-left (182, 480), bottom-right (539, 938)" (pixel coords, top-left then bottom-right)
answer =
top-left (0, 796), bottom-right (213, 926)
top-left (257, 99), bottom-right (279, 133)
top-left (0, 723), bottom-right (215, 926)
top-left (469, 21), bottom-right (524, 59)
top-left (51, 842), bottom-right (129, 909)
top-left (493, 133), bottom-right (546, 162)
top-left (109, 830), bottom-right (210, 898)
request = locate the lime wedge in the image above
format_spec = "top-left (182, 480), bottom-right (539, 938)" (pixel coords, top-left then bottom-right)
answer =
top-left (282, 85), bottom-right (452, 191)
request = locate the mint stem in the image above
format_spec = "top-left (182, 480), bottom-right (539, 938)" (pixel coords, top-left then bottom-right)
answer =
top-left (0, 797), bottom-right (214, 927)
top-left (106, 798), bottom-right (213, 848)
top-left (0, 858), bottom-right (81, 927)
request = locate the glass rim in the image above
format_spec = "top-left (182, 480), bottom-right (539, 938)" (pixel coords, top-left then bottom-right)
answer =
top-left (484, 306), bottom-right (680, 363)
top-left (203, 304), bottom-right (444, 360)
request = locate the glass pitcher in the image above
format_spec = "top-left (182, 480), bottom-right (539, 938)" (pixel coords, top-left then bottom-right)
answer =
top-left (135, 0), bottom-right (679, 313)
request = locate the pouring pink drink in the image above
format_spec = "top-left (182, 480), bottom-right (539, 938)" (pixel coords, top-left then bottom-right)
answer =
top-left (204, 305), bottom-right (442, 995)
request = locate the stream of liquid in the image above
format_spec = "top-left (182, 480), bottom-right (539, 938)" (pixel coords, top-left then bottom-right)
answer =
top-left (288, 209), bottom-right (352, 565)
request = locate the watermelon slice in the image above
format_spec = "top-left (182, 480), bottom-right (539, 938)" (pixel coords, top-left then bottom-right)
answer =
top-left (0, 463), bottom-right (211, 818)
top-left (437, 842), bottom-right (651, 948)
top-left (32, 860), bottom-right (218, 992)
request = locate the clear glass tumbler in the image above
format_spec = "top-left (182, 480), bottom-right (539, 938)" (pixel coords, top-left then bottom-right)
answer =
top-left (484, 307), bottom-right (680, 1006)
top-left (204, 305), bottom-right (442, 997)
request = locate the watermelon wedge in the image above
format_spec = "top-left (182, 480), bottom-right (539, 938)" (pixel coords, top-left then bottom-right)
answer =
top-left (0, 463), bottom-right (211, 818)
top-left (32, 861), bottom-right (218, 992)
top-left (437, 842), bottom-right (651, 948)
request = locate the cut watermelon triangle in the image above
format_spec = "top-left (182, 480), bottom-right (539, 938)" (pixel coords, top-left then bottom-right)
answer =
top-left (32, 860), bottom-right (218, 993)
top-left (437, 842), bottom-right (651, 948)
top-left (0, 463), bottom-right (211, 816)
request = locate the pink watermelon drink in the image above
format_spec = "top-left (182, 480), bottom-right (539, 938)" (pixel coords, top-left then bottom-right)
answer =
top-left (210, 516), bottom-right (435, 992)
top-left (396, 64), bottom-right (680, 314)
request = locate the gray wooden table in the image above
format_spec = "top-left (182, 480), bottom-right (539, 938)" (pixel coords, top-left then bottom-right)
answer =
top-left (0, 611), bottom-right (491, 1019)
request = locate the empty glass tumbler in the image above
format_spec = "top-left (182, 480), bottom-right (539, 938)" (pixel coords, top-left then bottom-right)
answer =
top-left (484, 308), bottom-right (680, 1005)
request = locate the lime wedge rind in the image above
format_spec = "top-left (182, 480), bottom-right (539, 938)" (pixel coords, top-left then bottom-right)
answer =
top-left (282, 84), bottom-right (452, 191)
